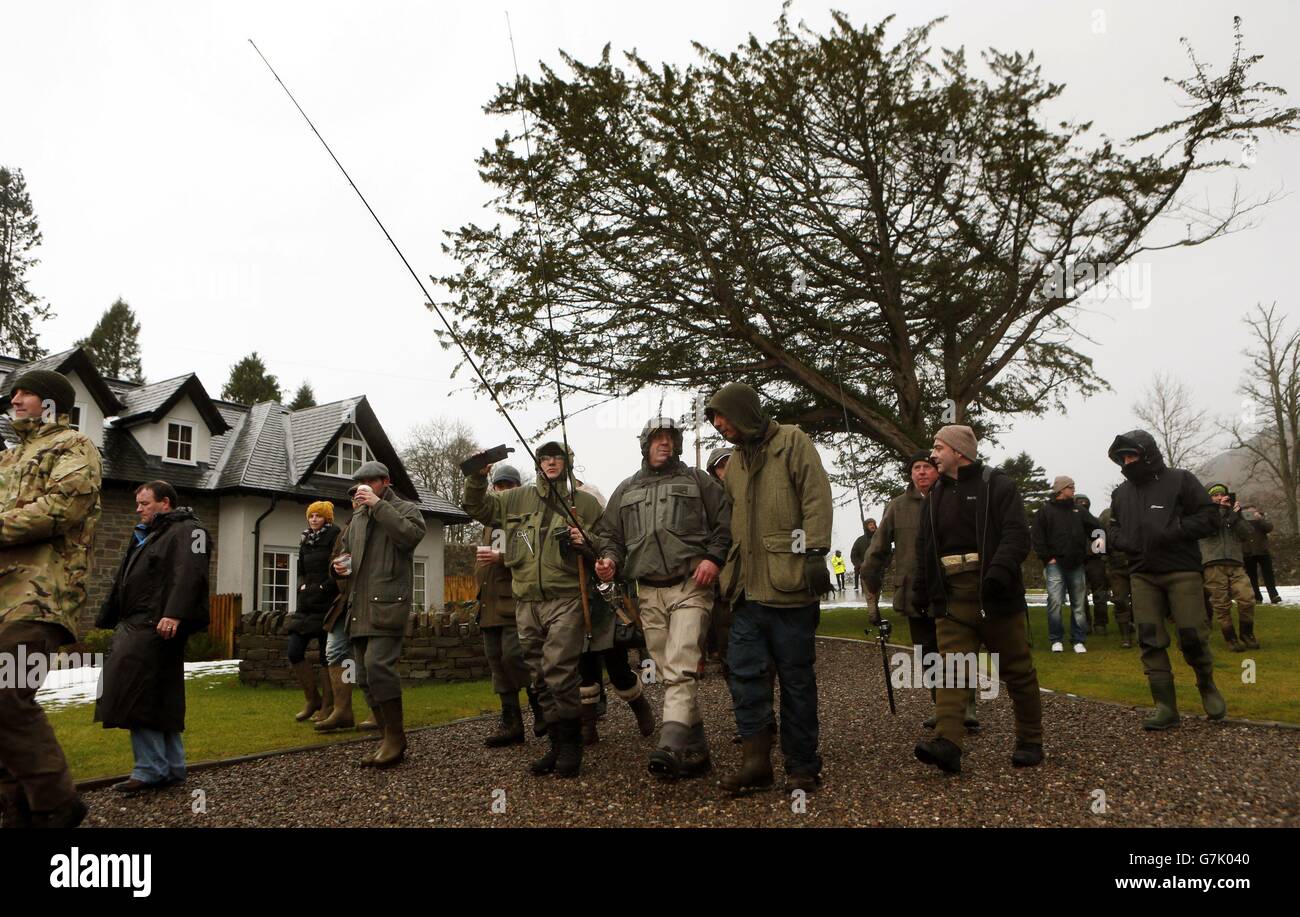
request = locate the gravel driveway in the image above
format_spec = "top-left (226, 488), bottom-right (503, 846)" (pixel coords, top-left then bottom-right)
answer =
top-left (81, 638), bottom-right (1300, 827)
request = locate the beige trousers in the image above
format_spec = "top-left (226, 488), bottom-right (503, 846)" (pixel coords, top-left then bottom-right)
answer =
top-left (638, 578), bottom-right (713, 726)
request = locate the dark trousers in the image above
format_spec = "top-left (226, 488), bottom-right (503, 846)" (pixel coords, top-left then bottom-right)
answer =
top-left (0, 621), bottom-right (78, 818)
top-left (352, 634), bottom-right (404, 706)
top-left (286, 630), bottom-right (327, 666)
top-left (1130, 571), bottom-right (1213, 682)
top-left (1244, 554), bottom-right (1280, 601)
top-left (579, 647), bottom-right (637, 692)
top-left (727, 601), bottom-right (821, 776)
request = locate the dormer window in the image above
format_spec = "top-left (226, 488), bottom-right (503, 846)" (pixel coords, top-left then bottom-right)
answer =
top-left (320, 425), bottom-right (373, 478)
top-left (166, 421), bottom-right (195, 464)
top-left (68, 403), bottom-right (86, 431)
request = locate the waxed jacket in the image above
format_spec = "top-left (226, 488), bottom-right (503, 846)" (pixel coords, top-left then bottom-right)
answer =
top-left (341, 487), bottom-right (426, 638)
top-left (861, 485), bottom-right (925, 617)
top-left (1199, 505), bottom-right (1253, 568)
top-left (475, 523), bottom-right (516, 627)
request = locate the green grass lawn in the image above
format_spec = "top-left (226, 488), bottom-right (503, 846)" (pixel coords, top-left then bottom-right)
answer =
top-left (819, 600), bottom-right (1300, 725)
top-left (48, 676), bottom-right (500, 782)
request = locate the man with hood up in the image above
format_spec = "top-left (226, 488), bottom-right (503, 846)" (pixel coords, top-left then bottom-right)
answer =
top-left (463, 440), bottom-right (605, 778)
top-left (596, 417), bottom-right (731, 779)
top-left (1106, 430), bottom-right (1223, 730)
top-left (704, 383), bottom-right (832, 795)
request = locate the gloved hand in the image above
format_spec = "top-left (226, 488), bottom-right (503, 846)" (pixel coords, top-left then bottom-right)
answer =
top-left (804, 555), bottom-right (832, 596)
top-left (982, 565), bottom-right (1013, 603)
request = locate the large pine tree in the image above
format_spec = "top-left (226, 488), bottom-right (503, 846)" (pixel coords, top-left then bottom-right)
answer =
top-left (76, 298), bottom-right (145, 382)
top-left (289, 381), bottom-right (317, 410)
top-left (0, 166), bottom-right (52, 360)
top-left (221, 352), bottom-right (282, 405)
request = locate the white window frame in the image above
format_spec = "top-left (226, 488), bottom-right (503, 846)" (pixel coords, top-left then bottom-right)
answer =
top-left (412, 558), bottom-right (427, 612)
top-left (164, 420), bottom-right (196, 465)
top-left (319, 426), bottom-right (373, 478)
top-left (68, 402), bottom-right (87, 432)
top-left (260, 547), bottom-right (297, 613)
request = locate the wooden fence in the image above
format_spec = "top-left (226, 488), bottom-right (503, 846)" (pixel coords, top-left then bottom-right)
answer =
top-left (210, 593), bottom-right (241, 658)
top-left (444, 575), bottom-right (478, 604)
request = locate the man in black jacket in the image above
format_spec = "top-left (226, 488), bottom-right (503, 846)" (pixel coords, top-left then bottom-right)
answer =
top-left (95, 481), bottom-right (210, 795)
top-left (1031, 476), bottom-right (1090, 653)
top-left (1106, 430), bottom-right (1224, 730)
top-left (912, 426), bottom-right (1043, 774)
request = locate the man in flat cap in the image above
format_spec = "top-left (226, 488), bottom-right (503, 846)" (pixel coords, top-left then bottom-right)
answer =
top-left (0, 370), bottom-right (102, 826)
top-left (333, 460), bottom-right (426, 767)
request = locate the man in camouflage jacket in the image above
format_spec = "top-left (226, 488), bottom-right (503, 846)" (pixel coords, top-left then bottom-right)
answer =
top-left (0, 370), bottom-right (102, 828)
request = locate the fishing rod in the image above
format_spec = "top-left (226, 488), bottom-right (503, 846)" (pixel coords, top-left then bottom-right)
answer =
top-left (247, 39), bottom-right (594, 547)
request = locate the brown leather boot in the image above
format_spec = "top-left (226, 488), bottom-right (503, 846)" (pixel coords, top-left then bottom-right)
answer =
top-left (720, 729), bottom-right (774, 796)
top-left (310, 666), bottom-right (334, 723)
top-left (290, 660), bottom-right (321, 721)
top-left (366, 697), bottom-right (406, 769)
top-left (314, 666), bottom-right (354, 731)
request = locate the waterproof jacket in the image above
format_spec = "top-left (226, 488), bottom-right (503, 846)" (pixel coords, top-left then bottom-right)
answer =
top-left (462, 466), bottom-right (605, 603)
top-left (290, 522), bottom-right (341, 634)
top-left (598, 458), bottom-right (731, 583)
top-left (0, 416), bottom-right (102, 641)
top-left (475, 523), bottom-right (516, 628)
top-left (1242, 515), bottom-right (1274, 557)
top-left (340, 487), bottom-right (426, 638)
top-left (912, 463), bottom-right (1030, 619)
top-left (831, 554), bottom-right (846, 575)
top-left (849, 532), bottom-right (872, 572)
top-left (861, 485), bottom-right (925, 617)
top-left (94, 508), bottom-right (210, 733)
top-left (706, 384), bottom-right (833, 607)
top-left (1199, 505), bottom-right (1253, 568)
top-left (1031, 498), bottom-right (1092, 569)
top-left (1106, 431), bottom-right (1217, 575)
top-left (1097, 507), bottom-right (1131, 574)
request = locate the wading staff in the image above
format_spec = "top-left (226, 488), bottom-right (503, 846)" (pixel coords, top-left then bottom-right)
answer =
top-left (248, 39), bottom-right (598, 553)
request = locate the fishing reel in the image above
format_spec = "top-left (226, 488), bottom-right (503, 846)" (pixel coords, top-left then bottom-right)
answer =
top-left (866, 618), bottom-right (892, 641)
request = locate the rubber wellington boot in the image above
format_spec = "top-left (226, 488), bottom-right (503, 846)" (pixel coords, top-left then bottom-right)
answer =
top-left (554, 718), bottom-right (584, 778)
top-left (367, 697), bottom-right (407, 768)
top-left (680, 721), bottom-right (712, 778)
top-left (580, 685), bottom-right (601, 745)
top-left (356, 702), bottom-right (387, 766)
top-left (720, 729), bottom-right (774, 796)
top-left (314, 666), bottom-right (355, 731)
top-left (357, 707), bottom-right (381, 731)
top-left (963, 694), bottom-right (980, 730)
top-left (1142, 678), bottom-right (1180, 731)
top-left (526, 686), bottom-right (548, 737)
top-left (529, 723), bottom-right (560, 776)
top-left (485, 696), bottom-right (526, 748)
top-left (1240, 622), bottom-right (1260, 650)
top-left (617, 682), bottom-right (656, 736)
top-left (1222, 626), bottom-right (1244, 653)
top-left (311, 667), bottom-right (334, 723)
top-left (1195, 672), bottom-right (1227, 720)
top-left (290, 661), bottom-right (322, 721)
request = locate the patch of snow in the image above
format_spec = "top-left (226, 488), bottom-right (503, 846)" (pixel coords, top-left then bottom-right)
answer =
top-left (36, 659), bottom-right (242, 711)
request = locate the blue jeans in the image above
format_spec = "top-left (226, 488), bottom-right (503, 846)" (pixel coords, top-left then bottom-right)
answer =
top-left (727, 601), bottom-right (821, 776)
top-left (129, 728), bottom-right (185, 784)
top-left (325, 617), bottom-right (352, 666)
top-left (1045, 562), bottom-right (1089, 644)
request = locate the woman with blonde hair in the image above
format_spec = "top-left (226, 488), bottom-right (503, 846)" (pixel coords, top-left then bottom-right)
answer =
top-left (287, 500), bottom-right (341, 722)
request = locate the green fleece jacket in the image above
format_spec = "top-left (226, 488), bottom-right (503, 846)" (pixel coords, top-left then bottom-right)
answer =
top-left (706, 383), bottom-right (833, 607)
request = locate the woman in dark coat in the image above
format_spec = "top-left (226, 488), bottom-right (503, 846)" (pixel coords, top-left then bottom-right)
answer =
top-left (94, 481), bottom-right (210, 794)
top-left (287, 501), bottom-right (340, 722)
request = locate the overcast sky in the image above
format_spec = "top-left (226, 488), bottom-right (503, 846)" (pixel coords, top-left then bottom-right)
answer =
top-left (5, 0), bottom-right (1297, 549)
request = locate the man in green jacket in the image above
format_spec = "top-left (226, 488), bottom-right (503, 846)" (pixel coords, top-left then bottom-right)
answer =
top-left (0, 370), bottom-right (102, 828)
top-left (336, 461), bottom-right (427, 768)
top-left (596, 417), bottom-right (731, 779)
top-left (462, 441), bottom-right (605, 778)
top-left (1200, 484), bottom-right (1258, 651)
top-left (704, 383), bottom-right (832, 795)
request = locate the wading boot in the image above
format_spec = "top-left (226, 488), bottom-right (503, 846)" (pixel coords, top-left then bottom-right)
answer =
top-left (1196, 671), bottom-right (1227, 721)
top-left (679, 721), bottom-right (712, 778)
top-left (720, 729), bottom-right (774, 796)
top-left (526, 686), bottom-right (548, 737)
top-left (1011, 741), bottom-right (1044, 767)
top-left (529, 722), bottom-right (561, 776)
top-left (913, 737), bottom-right (962, 774)
top-left (617, 682), bottom-right (656, 737)
top-left (1222, 626), bottom-right (1244, 653)
top-left (314, 666), bottom-right (355, 732)
top-left (580, 684), bottom-right (601, 745)
top-left (290, 660), bottom-right (322, 721)
top-left (484, 696), bottom-right (526, 748)
top-left (554, 718), bottom-right (584, 778)
top-left (1142, 677), bottom-right (1180, 731)
top-left (648, 722), bottom-right (690, 781)
top-left (1240, 622), bottom-right (1260, 650)
top-left (367, 697), bottom-right (407, 768)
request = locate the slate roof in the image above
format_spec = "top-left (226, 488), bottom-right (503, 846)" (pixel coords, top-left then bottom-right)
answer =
top-left (0, 350), bottom-right (469, 524)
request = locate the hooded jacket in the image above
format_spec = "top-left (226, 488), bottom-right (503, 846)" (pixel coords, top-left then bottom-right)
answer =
top-left (705, 383), bottom-right (832, 607)
top-left (1105, 430), bottom-right (1217, 575)
top-left (462, 446), bottom-right (606, 603)
top-left (598, 457), bottom-right (731, 583)
top-left (0, 415), bottom-right (102, 640)
top-left (1199, 504), bottom-right (1253, 567)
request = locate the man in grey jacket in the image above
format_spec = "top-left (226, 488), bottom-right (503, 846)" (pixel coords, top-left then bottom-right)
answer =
top-left (596, 417), bottom-right (731, 779)
top-left (336, 461), bottom-right (427, 768)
